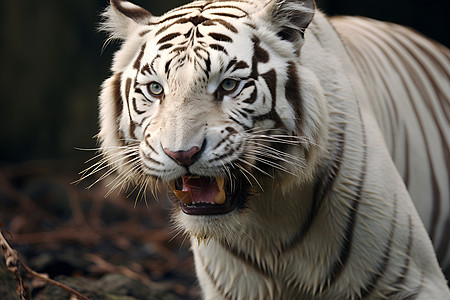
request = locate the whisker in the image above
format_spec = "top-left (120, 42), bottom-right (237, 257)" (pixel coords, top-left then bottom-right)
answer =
top-left (237, 158), bottom-right (272, 178)
top-left (243, 154), bottom-right (297, 177)
top-left (235, 163), bottom-right (264, 192)
top-left (96, 155), bottom-right (141, 189)
top-left (246, 149), bottom-right (306, 169)
top-left (77, 145), bottom-right (139, 181)
top-left (246, 146), bottom-right (306, 165)
top-left (104, 159), bottom-right (142, 197)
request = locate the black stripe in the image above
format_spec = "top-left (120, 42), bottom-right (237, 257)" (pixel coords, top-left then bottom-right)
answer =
top-left (112, 72), bottom-right (125, 142)
top-left (363, 29), bottom-right (442, 242)
top-left (154, 17), bottom-right (197, 36)
top-left (403, 128), bottom-right (410, 188)
top-left (236, 109), bottom-right (248, 119)
top-left (158, 43), bottom-right (172, 51)
top-left (165, 59), bottom-right (172, 76)
top-left (157, 32), bottom-right (181, 44)
top-left (209, 44), bottom-right (228, 54)
top-left (233, 60), bottom-right (250, 71)
top-left (209, 12), bottom-right (242, 19)
top-left (285, 129), bottom-right (346, 252)
top-left (388, 31), bottom-right (450, 261)
top-left (169, 46), bottom-right (188, 54)
top-left (158, 13), bottom-right (190, 25)
top-left (131, 97), bottom-right (146, 115)
top-left (208, 32), bottom-right (233, 43)
top-left (361, 195), bottom-right (398, 297)
top-left (188, 15), bottom-right (208, 26)
top-left (203, 19), bottom-right (238, 33)
top-left (196, 253), bottom-right (234, 300)
top-left (140, 63), bottom-right (150, 76)
top-left (225, 59), bottom-right (250, 73)
top-left (206, 4), bottom-right (249, 17)
top-left (388, 35), bottom-right (450, 192)
top-left (164, 4), bottom-right (206, 15)
top-left (143, 154), bottom-right (163, 166)
top-left (250, 36), bottom-right (269, 79)
top-left (395, 215), bottom-right (414, 286)
top-left (285, 62), bottom-right (304, 134)
top-left (124, 78), bottom-right (137, 139)
top-left (217, 127), bottom-right (347, 284)
top-left (141, 164), bottom-right (162, 173)
top-left (211, 130), bottom-right (236, 152)
top-left (344, 36), bottom-right (401, 157)
top-left (138, 29), bottom-right (151, 37)
top-left (229, 116), bottom-right (250, 131)
top-left (144, 133), bottom-right (157, 154)
top-left (133, 44), bottom-right (146, 70)
top-left (261, 69), bottom-right (277, 105)
top-left (327, 107), bottom-right (368, 288)
top-left (125, 78), bottom-right (132, 102)
top-left (224, 59), bottom-right (237, 72)
top-left (242, 83), bottom-right (257, 104)
top-left (253, 37), bottom-right (269, 63)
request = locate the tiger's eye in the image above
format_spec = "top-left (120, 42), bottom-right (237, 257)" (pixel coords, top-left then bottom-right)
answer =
top-left (147, 82), bottom-right (164, 96)
top-left (221, 79), bottom-right (238, 92)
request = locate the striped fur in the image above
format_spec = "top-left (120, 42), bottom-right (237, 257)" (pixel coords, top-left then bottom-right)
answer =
top-left (96, 0), bottom-right (450, 298)
top-left (331, 17), bottom-right (450, 272)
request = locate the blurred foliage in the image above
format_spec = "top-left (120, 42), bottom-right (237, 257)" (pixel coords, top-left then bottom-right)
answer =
top-left (0, 0), bottom-right (448, 166)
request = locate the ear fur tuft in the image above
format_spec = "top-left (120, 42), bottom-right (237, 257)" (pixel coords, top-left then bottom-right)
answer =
top-left (263, 0), bottom-right (315, 44)
top-left (100, 0), bottom-right (154, 40)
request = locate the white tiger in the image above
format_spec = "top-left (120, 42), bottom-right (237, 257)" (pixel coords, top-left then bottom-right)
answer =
top-left (96, 0), bottom-right (450, 298)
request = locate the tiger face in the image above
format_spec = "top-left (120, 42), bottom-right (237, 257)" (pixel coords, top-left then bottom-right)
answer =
top-left (99, 0), bottom-right (328, 240)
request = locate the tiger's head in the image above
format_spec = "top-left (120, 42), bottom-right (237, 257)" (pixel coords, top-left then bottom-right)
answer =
top-left (98, 0), bottom-right (328, 241)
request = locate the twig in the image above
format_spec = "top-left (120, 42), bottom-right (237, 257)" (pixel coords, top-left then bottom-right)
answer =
top-left (0, 230), bottom-right (29, 300)
top-left (18, 260), bottom-right (91, 300)
top-left (0, 230), bottom-right (91, 300)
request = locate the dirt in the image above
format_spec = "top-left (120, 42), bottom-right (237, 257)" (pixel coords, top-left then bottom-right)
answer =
top-left (0, 160), bottom-right (200, 300)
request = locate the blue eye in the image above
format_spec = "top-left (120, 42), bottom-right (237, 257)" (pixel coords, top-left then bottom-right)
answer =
top-left (147, 82), bottom-right (164, 96)
top-left (220, 79), bottom-right (238, 92)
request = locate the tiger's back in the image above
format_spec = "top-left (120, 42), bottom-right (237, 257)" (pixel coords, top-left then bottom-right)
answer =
top-left (332, 16), bottom-right (450, 275)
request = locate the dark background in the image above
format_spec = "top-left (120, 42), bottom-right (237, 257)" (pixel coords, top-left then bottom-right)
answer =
top-left (1, 0), bottom-right (449, 167)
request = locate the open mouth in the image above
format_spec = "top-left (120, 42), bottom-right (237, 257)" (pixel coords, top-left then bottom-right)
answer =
top-left (169, 176), bottom-right (242, 215)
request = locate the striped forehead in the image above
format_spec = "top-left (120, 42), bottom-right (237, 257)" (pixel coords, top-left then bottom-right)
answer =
top-left (144, 0), bottom-right (250, 39)
top-left (134, 3), bottom-right (254, 83)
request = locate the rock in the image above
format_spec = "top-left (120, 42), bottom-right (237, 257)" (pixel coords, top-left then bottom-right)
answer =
top-left (0, 260), bottom-right (19, 300)
top-left (43, 274), bottom-right (182, 300)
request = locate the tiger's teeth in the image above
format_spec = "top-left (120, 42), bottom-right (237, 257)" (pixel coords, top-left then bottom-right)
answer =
top-left (216, 177), bottom-right (225, 190)
top-left (174, 190), bottom-right (193, 205)
top-left (214, 189), bottom-right (226, 205)
top-left (169, 181), bottom-right (176, 191)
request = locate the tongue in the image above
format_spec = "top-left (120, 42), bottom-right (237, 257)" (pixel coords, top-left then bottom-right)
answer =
top-left (183, 177), bottom-right (219, 204)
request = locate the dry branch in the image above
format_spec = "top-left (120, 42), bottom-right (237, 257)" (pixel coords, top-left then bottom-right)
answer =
top-left (0, 230), bottom-right (91, 300)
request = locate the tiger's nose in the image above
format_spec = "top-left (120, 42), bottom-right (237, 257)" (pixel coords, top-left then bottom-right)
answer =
top-left (163, 146), bottom-right (201, 166)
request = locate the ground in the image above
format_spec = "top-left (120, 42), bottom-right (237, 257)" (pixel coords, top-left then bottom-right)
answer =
top-left (0, 160), bottom-right (199, 300)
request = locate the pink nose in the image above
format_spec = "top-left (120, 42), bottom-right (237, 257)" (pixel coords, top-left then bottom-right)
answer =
top-left (163, 146), bottom-right (201, 166)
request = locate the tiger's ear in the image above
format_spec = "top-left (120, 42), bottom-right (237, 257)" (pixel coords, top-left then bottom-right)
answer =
top-left (261, 0), bottom-right (315, 44)
top-left (101, 0), bottom-right (155, 40)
